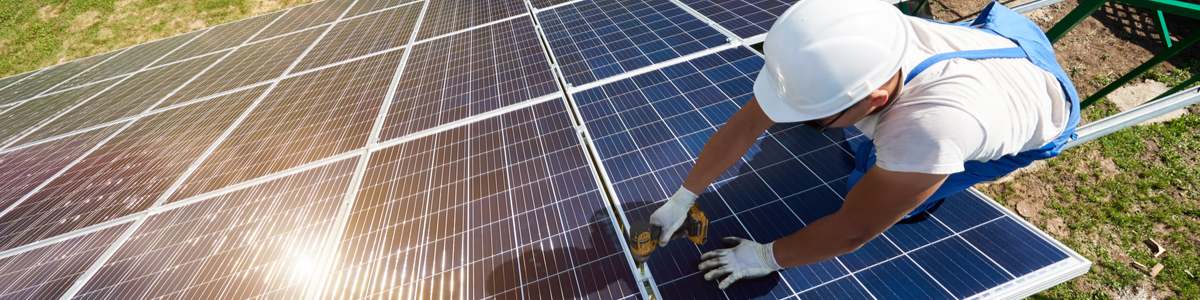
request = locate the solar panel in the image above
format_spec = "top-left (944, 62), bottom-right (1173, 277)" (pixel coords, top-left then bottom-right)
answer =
top-left (253, 0), bottom-right (354, 42)
top-left (570, 47), bottom-right (1087, 299)
top-left (0, 125), bottom-right (119, 213)
top-left (154, 11), bottom-right (285, 66)
top-left (327, 99), bottom-right (643, 299)
top-left (379, 16), bottom-right (558, 141)
top-left (169, 49), bottom-right (404, 202)
top-left (72, 158), bottom-right (358, 299)
top-left (416, 0), bottom-right (529, 41)
top-left (160, 27), bottom-right (324, 107)
top-left (0, 77), bottom-right (122, 146)
top-left (537, 0), bottom-right (729, 86)
top-left (12, 51), bottom-right (225, 147)
top-left (294, 3), bottom-right (421, 72)
top-left (529, 0), bottom-right (575, 9)
top-left (0, 52), bottom-right (117, 106)
top-left (677, 0), bottom-right (794, 40)
top-left (346, 0), bottom-right (419, 17)
top-left (50, 31), bottom-right (203, 92)
top-left (0, 86), bottom-right (264, 253)
top-left (0, 72), bottom-right (35, 94)
top-left (0, 224), bottom-right (128, 299)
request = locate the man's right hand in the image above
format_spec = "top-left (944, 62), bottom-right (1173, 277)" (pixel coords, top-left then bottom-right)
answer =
top-left (648, 187), bottom-right (698, 246)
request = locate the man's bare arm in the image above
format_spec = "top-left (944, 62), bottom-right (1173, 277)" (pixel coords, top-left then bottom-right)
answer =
top-left (771, 167), bottom-right (948, 267)
top-left (681, 98), bottom-right (776, 193)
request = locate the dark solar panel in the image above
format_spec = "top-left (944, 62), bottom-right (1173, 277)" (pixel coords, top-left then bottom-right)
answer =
top-left (0, 125), bottom-right (119, 213)
top-left (380, 17), bottom-right (558, 141)
top-left (52, 31), bottom-right (203, 92)
top-left (346, 0), bottom-right (418, 17)
top-left (529, 0), bottom-right (574, 9)
top-left (678, 0), bottom-right (794, 39)
top-left (295, 3), bottom-right (421, 72)
top-left (254, 0), bottom-right (354, 41)
top-left (0, 52), bottom-right (117, 106)
top-left (168, 49), bottom-right (404, 202)
top-left (537, 0), bottom-right (728, 86)
top-left (0, 86), bottom-right (264, 253)
top-left (326, 100), bottom-right (643, 299)
top-left (154, 11), bottom-right (285, 66)
top-left (0, 77), bottom-right (121, 147)
top-left (416, 0), bottom-right (528, 41)
top-left (572, 47), bottom-right (1078, 298)
top-left (0, 72), bottom-right (35, 93)
top-left (161, 27), bottom-right (323, 107)
top-left (73, 158), bottom-right (358, 299)
top-left (14, 51), bottom-right (225, 147)
top-left (0, 224), bottom-right (128, 299)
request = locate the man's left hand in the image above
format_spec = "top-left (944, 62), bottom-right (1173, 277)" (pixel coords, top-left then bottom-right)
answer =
top-left (698, 237), bottom-right (782, 289)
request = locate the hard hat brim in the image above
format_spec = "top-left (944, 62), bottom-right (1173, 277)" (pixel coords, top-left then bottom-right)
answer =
top-left (753, 69), bottom-right (827, 123)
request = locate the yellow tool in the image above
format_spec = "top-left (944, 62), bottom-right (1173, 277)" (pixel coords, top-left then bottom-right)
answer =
top-left (629, 204), bottom-right (709, 265)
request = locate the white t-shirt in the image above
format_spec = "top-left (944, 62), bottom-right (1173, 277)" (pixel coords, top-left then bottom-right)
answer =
top-left (853, 16), bottom-right (1069, 175)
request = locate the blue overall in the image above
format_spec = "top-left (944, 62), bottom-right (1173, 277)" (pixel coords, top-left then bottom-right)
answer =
top-left (845, 1), bottom-right (1082, 219)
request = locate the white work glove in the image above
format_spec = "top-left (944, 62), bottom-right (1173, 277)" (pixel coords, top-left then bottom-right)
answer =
top-left (698, 237), bottom-right (782, 289)
top-left (648, 187), bottom-right (698, 246)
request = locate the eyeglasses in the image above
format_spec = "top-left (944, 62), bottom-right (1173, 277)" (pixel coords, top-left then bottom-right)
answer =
top-left (803, 107), bottom-right (850, 131)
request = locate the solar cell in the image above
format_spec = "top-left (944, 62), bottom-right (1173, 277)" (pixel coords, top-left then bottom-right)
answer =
top-left (254, 0), bottom-right (354, 41)
top-left (71, 158), bottom-right (358, 299)
top-left (677, 0), bottom-right (794, 40)
top-left (0, 224), bottom-right (128, 299)
top-left (326, 100), bottom-right (643, 299)
top-left (13, 51), bottom-right (226, 147)
top-left (154, 11), bottom-right (286, 66)
top-left (537, 0), bottom-right (729, 86)
top-left (294, 3), bottom-right (421, 72)
top-left (0, 72), bottom-right (35, 93)
top-left (0, 125), bottom-right (119, 214)
top-left (379, 17), bottom-right (558, 141)
top-left (51, 31), bottom-right (203, 92)
top-left (0, 86), bottom-right (264, 253)
top-left (169, 49), bottom-right (404, 202)
top-left (346, 0), bottom-right (419, 17)
top-left (0, 52), bottom-right (118, 106)
top-left (161, 27), bottom-right (324, 107)
top-left (570, 47), bottom-right (1084, 298)
top-left (416, 0), bottom-right (528, 41)
top-left (0, 77), bottom-right (122, 146)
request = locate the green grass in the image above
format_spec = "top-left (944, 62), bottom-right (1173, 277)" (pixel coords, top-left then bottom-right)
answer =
top-left (0, 0), bottom-right (309, 78)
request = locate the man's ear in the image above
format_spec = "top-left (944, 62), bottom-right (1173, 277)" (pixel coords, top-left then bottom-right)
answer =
top-left (865, 88), bottom-right (890, 108)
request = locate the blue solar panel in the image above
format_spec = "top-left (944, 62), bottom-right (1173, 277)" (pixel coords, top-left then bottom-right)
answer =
top-left (677, 0), bottom-right (795, 39)
top-left (571, 47), bottom-right (1084, 299)
top-left (537, 0), bottom-right (729, 86)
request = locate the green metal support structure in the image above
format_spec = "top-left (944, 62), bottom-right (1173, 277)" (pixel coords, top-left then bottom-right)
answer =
top-left (1045, 0), bottom-right (1200, 108)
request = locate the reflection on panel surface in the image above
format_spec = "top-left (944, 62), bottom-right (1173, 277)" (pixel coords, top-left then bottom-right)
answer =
top-left (380, 17), bottom-right (557, 141)
top-left (295, 4), bottom-right (421, 72)
top-left (170, 49), bottom-right (404, 202)
top-left (16, 51), bottom-right (225, 146)
top-left (329, 100), bottom-right (642, 299)
top-left (0, 125), bottom-right (120, 214)
top-left (156, 11), bottom-right (285, 66)
top-left (161, 27), bottom-right (324, 107)
top-left (416, 0), bottom-right (528, 40)
top-left (0, 224), bottom-right (128, 299)
top-left (0, 86), bottom-right (263, 252)
top-left (0, 77), bottom-right (121, 146)
top-left (538, 0), bottom-right (728, 86)
top-left (73, 159), bottom-right (357, 299)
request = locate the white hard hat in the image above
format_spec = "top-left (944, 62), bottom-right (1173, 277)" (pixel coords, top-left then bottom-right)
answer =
top-left (753, 0), bottom-right (910, 123)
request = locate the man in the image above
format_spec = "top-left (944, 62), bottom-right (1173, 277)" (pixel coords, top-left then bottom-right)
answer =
top-left (647, 0), bottom-right (1081, 289)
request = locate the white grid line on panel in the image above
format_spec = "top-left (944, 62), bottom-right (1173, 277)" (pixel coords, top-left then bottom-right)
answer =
top-left (412, 13), bottom-right (531, 46)
top-left (663, 0), bottom-right (748, 45)
top-left (32, 48), bottom-right (132, 99)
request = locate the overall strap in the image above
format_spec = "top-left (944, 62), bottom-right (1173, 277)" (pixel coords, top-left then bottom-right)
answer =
top-left (904, 47), bottom-right (1027, 84)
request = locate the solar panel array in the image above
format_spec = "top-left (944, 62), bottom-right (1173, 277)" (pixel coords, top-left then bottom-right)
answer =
top-left (0, 0), bottom-right (1086, 299)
